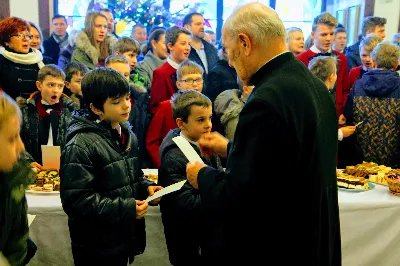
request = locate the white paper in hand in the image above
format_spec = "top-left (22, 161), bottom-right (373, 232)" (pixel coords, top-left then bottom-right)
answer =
top-left (146, 180), bottom-right (186, 202)
top-left (172, 136), bottom-right (204, 164)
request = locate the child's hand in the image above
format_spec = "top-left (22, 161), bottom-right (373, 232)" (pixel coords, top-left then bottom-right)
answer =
top-left (30, 162), bottom-right (43, 172)
top-left (135, 200), bottom-right (149, 219)
top-left (147, 185), bottom-right (163, 204)
top-left (341, 126), bottom-right (356, 138)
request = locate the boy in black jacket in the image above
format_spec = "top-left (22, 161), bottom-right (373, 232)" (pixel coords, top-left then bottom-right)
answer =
top-left (158, 90), bottom-right (222, 266)
top-left (105, 55), bottom-right (151, 168)
top-left (60, 68), bottom-right (162, 266)
top-left (20, 64), bottom-right (78, 170)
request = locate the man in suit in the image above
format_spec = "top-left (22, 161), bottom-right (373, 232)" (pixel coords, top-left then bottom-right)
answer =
top-left (186, 3), bottom-right (341, 265)
top-left (43, 14), bottom-right (69, 64)
top-left (296, 12), bottom-right (349, 116)
top-left (184, 13), bottom-right (218, 93)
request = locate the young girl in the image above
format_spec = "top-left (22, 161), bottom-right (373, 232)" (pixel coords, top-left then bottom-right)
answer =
top-left (0, 92), bottom-right (36, 266)
top-left (71, 11), bottom-right (115, 69)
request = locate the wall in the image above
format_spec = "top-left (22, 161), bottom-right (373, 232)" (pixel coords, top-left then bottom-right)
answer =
top-left (374, 0), bottom-right (400, 41)
top-left (326, 0), bottom-right (365, 45)
top-left (10, 0), bottom-right (39, 24)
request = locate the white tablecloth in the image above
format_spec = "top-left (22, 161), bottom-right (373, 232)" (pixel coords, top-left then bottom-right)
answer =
top-left (26, 182), bottom-right (400, 265)
top-left (339, 183), bottom-right (400, 266)
top-left (26, 193), bottom-right (171, 266)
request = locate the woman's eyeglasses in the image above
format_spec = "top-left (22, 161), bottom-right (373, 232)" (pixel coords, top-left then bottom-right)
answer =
top-left (10, 33), bottom-right (33, 40)
top-left (180, 78), bottom-right (204, 85)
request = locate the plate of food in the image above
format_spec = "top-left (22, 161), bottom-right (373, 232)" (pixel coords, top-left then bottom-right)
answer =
top-left (142, 169), bottom-right (158, 183)
top-left (337, 170), bottom-right (375, 192)
top-left (26, 169), bottom-right (60, 194)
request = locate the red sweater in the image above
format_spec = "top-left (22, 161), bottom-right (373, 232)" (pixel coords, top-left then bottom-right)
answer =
top-left (149, 62), bottom-right (177, 115)
top-left (145, 100), bottom-right (177, 168)
top-left (348, 66), bottom-right (363, 90)
top-left (296, 49), bottom-right (349, 115)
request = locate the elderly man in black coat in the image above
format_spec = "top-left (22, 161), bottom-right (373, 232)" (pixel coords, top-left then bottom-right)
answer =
top-left (186, 3), bottom-right (342, 266)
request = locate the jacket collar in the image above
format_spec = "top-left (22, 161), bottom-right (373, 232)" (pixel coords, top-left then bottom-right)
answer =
top-left (250, 52), bottom-right (294, 88)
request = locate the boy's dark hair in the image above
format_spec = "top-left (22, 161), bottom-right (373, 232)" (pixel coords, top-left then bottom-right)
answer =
top-left (105, 55), bottom-right (129, 67)
top-left (335, 27), bottom-right (346, 34)
top-left (82, 68), bottom-right (130, 119)
top-left (183, 12), bottom-right (203, 27)
top-left (147, 28), bottom-right (166, 53)
top-left (112, 36), bottom-right (140, 54)
top-left (361, 16), bottom-right (387, 37)
top-left (38, 64), bottom-right (66, 82)
top-left (52, 14), bottom-right (67, 24)
top-left (64, 62), bottom-right (90, 82)
top-left (171, 90), bottom-right (211, 123)
top-left (165, 26), bottom-right (192, 53)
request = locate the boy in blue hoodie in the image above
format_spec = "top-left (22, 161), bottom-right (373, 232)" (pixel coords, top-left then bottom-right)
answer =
top-left (60, 68), bottom-right (162, 266)
top-left (343, 41), bottom-right (400, 167)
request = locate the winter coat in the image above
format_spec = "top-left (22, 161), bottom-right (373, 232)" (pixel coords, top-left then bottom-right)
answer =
top-left (158, 129), bottom-right (222, 266)
top-left (58, 45), bottom-right (74, 70)
top-left (0, 48), bottom-right (43, 100)
top-left (345, 40), bottom-right (362, 70)
top-left (128, 86), bottom-right (150, 168)
top-left (71, 31), bottom-right (115, 70)
top-left (0, 162), bottom-right (35, 266)
top-left (43, 35), bottom-right (62, 64)
top-left (205, 60), bottom-right (238, 103)
top-left (188, 40), bottom-right (218, 93)
top-left (20, 92), bottom-right (78, 164)
top-left (136, 50), bottom-right (166, 86)
top-left (343, 70), bottom-right (400, 167)
top-left (60, 114), bottom-right (155, 264)
top-left (214, 89), bottom-right (245, 140)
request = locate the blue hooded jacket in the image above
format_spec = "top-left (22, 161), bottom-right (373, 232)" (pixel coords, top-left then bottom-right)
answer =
top-left (343, 69), bottom-right (400, 167)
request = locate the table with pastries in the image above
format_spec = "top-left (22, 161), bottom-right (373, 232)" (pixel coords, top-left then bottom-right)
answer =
top-left (26, 176), bottom-right (400, 266)
top-left (26, 169), bottom-right (171, 266)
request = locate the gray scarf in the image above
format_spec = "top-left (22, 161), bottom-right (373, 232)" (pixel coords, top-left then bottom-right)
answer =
top-left (53, 32), bottom-right (69, 49)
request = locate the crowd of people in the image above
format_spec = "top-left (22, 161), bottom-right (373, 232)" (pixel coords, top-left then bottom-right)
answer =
top-left (0, 1), bottom-right (400, 265)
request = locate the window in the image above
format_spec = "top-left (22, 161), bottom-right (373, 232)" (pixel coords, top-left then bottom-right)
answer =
top-left (275, 0), bottom-right (322, 38)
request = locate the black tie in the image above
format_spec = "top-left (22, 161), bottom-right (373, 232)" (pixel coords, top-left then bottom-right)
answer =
top-left (43, 103), bottom-right (60, 112)
top-left (317, 52), bottom-right (332, 57)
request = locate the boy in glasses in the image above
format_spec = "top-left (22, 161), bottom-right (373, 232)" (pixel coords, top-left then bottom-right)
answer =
top-left (146, 59), bottom-right (203, 168)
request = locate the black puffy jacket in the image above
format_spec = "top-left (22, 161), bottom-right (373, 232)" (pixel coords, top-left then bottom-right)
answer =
top-left (60, 114), bottom-right (154, 263)
top-left (158, 129), bottom-right (222, 265)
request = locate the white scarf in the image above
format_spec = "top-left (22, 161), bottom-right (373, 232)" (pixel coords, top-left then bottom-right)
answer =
top-left (0, 47), bottom-right (44, 68)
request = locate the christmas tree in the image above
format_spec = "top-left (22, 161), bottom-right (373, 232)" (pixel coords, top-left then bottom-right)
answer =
top-left (107, 0), bottom-right (206, 32)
